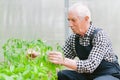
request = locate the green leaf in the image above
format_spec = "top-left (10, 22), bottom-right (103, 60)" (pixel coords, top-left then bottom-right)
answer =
top-left (0, 38), bottom-right (63, 79)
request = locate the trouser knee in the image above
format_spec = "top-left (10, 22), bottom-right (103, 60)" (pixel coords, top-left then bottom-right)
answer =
top-left (57, 70), bottom-right (69, 80)
top-left (57, 70), bottom-right (87, 80)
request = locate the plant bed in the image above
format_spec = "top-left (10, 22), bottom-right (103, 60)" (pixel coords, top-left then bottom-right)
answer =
top-left (0, 38), bottom-right (62, 80)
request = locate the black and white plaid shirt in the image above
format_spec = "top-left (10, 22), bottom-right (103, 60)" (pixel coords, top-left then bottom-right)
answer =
top-left (63, 25), bottom-right (117, 73)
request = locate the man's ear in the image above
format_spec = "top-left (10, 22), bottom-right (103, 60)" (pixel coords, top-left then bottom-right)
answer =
top-left (84, 16), bottom-right (89, 21)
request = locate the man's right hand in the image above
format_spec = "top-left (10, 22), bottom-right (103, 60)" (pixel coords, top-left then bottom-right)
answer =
top-left (26, 49), bottom-right (40, 58)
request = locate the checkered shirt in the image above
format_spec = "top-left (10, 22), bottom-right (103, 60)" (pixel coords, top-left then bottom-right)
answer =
top-left (63, 25), bottom-right (117, 73)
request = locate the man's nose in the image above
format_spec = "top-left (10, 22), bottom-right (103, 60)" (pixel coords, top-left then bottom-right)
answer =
top-left (69, 21), bottom-right (73, 28)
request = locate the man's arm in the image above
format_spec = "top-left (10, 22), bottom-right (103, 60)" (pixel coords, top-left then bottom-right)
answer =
top-left (48, 31), bottom-right (110, 73)
top-left (62, 57), bottom-right (77, 70)
top-left (48, 34), bottom-right (78, 70)
top-left (48, 51), bottom-right (77, 70)
top-left (63, 34), bottom-right (76, 59)
top-left (76, 31), bottom-right (109, 73)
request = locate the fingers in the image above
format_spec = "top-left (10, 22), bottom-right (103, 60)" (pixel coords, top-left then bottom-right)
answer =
top-left (48, 51), bottom-right (63, 65)
top-left (48, 51), bottom-right (62, 60)
top-left (26, 49), bottom-right (40, 58)
top-left (48, 51), bottom-right (62, 57)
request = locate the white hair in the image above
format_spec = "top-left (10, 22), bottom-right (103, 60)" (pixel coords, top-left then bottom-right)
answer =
top-left (69, 3), bottom-right (91, 21)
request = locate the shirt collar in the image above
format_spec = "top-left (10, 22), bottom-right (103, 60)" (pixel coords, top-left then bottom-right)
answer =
top-left (75, 25), bottom-right (96, 38)
top-left (85, 25), bottom-right (96, 37)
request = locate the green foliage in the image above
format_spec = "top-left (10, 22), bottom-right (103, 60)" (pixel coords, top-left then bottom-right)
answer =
top-left (0, 38), bottom-right (63, 80)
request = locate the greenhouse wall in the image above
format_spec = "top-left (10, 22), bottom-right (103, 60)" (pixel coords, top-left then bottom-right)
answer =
top-left (0, 0), bottom-right (65, 61)
top-left (0, 0), bottom-right (120, 62)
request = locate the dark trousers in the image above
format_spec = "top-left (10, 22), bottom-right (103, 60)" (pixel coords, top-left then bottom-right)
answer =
top-left (57, 70), bottom-right (119, 80)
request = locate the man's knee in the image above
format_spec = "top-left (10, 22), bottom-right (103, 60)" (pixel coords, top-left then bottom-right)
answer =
top-left (94, 75), bottom-right (119, 80)
top-left (57, 70), bottom-right (70, 80)
top-left (57, 70), bottom-right (87, 80)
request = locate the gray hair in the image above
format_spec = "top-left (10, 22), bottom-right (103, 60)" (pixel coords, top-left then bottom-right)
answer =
top-left (69, 3), bottom-right (91, 22)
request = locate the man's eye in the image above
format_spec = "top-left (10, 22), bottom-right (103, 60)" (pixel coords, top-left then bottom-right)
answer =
top-left (68, 19), bottom-right (70, 21)
top-left (67, 19), bottom-right (76, 22)
top-left (72, 19), bottom-right (75, 22)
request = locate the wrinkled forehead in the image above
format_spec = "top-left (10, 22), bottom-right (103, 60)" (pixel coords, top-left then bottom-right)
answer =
top-left (68, 10), bottom-right (80, 19)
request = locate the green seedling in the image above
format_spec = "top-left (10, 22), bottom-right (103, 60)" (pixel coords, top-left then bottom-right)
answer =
top-left (0, 38), bottom-right (63, 80)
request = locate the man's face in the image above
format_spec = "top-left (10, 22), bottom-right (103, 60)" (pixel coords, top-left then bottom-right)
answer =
top-left (68, 11), bottom-right (85, 35)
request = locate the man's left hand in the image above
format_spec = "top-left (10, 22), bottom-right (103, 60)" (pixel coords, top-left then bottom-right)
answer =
top-left (48, 51), bottom-right (64, 65)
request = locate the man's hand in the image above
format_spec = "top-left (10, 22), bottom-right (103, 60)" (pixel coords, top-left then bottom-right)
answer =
top-left (48, 51), bottom-right (77, 70)
top-left (26, 49), bottom-right (40, 58)
top-left (48, 51), bottom-right (64, 65)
